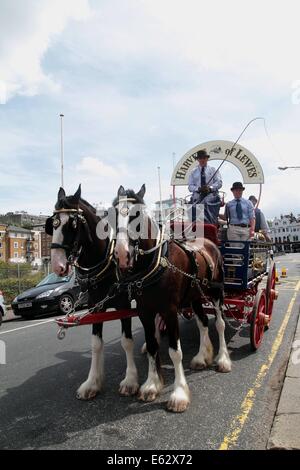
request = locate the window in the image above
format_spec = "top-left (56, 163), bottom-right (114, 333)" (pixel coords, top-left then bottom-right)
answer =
top-left (0, 242), bottom-right (2, 248)
top-left (0, 253), bottom-right (2, 258)
top-left (14, 252), bottom-right (18, 258)
top-left (14, 242), bottom-right (18, 248)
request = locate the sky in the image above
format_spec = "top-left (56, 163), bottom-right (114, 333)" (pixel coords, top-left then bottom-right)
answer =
top-left (0, 0), bottom-right (300, 219)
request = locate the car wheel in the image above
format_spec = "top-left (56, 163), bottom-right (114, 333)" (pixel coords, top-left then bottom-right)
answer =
top-left (59, 294), bottom-right (74, 315)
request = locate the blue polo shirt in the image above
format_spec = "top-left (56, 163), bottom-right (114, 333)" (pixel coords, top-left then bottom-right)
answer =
top-left (226, 198), bottom-right (255, 225)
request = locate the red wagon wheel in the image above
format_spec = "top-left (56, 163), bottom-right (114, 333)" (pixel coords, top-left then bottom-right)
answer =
top-left (265, 260), bottom-right (277, 328)
top-left (250, 289), bottom-right (267, 351)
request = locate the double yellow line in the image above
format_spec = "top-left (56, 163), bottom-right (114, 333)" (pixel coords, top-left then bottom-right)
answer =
top-left (219, 280), bottom-right (300, 450)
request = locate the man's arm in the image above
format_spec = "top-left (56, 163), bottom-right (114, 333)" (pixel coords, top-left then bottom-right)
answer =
top-left (219, 203), bottom-right (229, 221)
top-left (249, 218), bottom-right (255, 238)
top-left (248, 201), bottom-right (255, 238)
top-left (259, 211), bottom-right (272, 241)
top-left (210, 169), bottom-right (222, 191)
top-left (188, 170), bottom-right (198, 192)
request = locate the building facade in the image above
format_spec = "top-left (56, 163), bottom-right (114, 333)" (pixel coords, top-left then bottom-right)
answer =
top-left (154, 198), bottom-right (186, 223)
top-left (0, 219), bottom-right (51, 265)
top-left (7, 226), bottom-right (34, 263)
top-left (0, 223), bottom-right (9, 262)
top-left (269, 215), bottom-right (300, 252)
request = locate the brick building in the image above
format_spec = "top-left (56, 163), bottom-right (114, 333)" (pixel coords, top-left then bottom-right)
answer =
top-left (0, 223), bottom-right (9, 262)
top-left (7, 226), bottom-right (34, 263)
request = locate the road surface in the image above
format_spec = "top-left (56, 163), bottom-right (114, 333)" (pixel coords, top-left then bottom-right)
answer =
top-left (0, 253), bottom-right (299, 450)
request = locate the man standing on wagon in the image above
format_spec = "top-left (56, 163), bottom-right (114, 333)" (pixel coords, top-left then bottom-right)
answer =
top-left (188, 149), bottom-right (223, 225)
top-left (225, 182), bottom-right (255, 241)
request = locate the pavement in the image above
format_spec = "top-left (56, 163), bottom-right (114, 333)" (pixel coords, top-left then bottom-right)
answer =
top-left (268, 300), bottom-right (300, 450)
top-left (2, 307), bottom-right (18, 322)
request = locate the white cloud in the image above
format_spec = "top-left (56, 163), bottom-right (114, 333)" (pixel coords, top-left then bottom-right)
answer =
top-left (0, 0), bottom-right (91, 102)
top-left (141, 0), bottom-right (300, 87)
top-left (76, 156), bottom-right (125, 179)
top-left (1, 0), bottom-right (300, 219)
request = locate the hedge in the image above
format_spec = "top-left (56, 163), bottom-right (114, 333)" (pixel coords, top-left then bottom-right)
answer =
top-left (1, 273), bottom-right (44, 305)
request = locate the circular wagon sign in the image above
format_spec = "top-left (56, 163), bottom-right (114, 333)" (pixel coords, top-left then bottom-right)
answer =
top-left (170, 140), bottom-right (264, 186)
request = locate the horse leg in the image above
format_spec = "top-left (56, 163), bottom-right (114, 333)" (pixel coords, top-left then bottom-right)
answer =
top-left (138, 313), bottom-right (164, 402)
top-left (213, 298), bottom-right (232, 372)
top-left (141, 313), bottom-right (161, 354)
top-left (77, 323), bottom-right (104, 400)
top-left (190, 301), bottom-right (214, 369)
top-left (165, 309), bottom-right (190, 412)
top-left (119, 318), bottom-right (139, 396)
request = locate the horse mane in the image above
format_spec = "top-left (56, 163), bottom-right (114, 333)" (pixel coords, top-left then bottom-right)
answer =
top-left (112, 189), bottom-right (145, 206)
top-left (55, 195), bottom-right (97, 214)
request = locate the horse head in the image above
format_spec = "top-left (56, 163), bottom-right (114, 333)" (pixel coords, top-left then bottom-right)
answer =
top-left (113, 184), bottom-right (151, 272)
top-left (46, 185), bottom-right (96, 276)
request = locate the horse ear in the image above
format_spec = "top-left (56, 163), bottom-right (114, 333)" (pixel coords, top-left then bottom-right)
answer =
top-left (137, 184), bottom-right (146, 200)
top-left (73, 184), bottom-right (81, 202)
top-left (58, 187), bottom-right (66, 200)
top-left (118, 185), bottom-right (125, 197)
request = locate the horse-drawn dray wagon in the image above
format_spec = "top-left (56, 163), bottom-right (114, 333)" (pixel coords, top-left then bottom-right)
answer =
top-left (48, 139), bottom-right (277, 411)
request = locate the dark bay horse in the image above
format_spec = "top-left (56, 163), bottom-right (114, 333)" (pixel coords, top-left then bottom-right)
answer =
top-left (46, 185), bottom-right (139, 399)
top-left (113, 184), bottom-right (231, 412)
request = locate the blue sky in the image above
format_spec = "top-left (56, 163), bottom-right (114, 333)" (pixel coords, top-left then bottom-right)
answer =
top-left (0, 0), bottom-right (300, 218)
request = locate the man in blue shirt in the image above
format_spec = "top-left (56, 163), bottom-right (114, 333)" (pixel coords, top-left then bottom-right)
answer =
top-left (248, 195), bottom-right (271, 242)
top-left (188, 149), bottom-right (222, 224)
top-left (225, 182), bottom-right (255, 241)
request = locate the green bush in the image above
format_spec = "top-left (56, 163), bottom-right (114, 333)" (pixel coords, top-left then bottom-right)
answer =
top-left (0, 260), bottom-right (32, 279)
top-left (1, 273), bottom-right (44, 304)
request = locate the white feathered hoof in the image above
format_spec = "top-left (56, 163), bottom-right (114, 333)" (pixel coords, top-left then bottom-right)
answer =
top-left (166, 386), bottom-right (190, 413)
top-left (76, 379), bottom-right (102, 400)
top-left (138, 382), bottom-right (162, 402)
top-left (119, 380), bottom-right (139, 396)
top-left (216, 354), bottom-right (232, 373)
top-left (190, 358), bottom-right (207, 370)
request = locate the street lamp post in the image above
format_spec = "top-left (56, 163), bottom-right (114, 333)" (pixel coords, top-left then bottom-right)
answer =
top-left (157, 166), bottom-right (163, 222)
top-left (60, 113), bottom-right (64, 188)
top-left (278, 166), bottom-right (300, 170)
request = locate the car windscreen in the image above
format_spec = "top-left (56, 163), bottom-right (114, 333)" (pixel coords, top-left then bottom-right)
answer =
top-left (36, 273), bottom-right (72, 287)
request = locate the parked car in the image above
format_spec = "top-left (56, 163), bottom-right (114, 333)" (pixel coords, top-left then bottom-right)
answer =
top-left (11, 272), bottom-right (87, 319)
top-left (0, 290), bottom-right (7, 326)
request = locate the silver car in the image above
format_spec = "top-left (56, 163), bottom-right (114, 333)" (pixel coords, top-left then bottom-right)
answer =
top-left (0, 290), bottom-right (6, 326)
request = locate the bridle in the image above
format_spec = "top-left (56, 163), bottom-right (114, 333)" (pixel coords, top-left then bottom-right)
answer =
top-left (114, 197), bottom-right (162, 266)
top-left (47, 206), bottom-right (115, 278)
top-left (47, 207), bottom-right (86, 262)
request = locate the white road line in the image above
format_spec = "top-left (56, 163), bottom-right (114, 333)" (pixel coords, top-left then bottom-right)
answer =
top-left (0, 318), bottom-right (63, 335)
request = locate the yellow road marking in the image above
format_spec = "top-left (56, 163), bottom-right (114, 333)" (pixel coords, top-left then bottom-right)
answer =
top-left (219, 280), bottom-right (300, 450)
